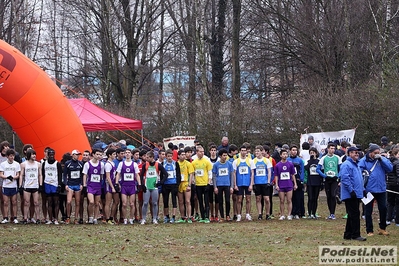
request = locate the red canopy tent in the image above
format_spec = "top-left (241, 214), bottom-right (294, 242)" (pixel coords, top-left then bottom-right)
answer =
top-left (68, 98), bottom-right (142, 131)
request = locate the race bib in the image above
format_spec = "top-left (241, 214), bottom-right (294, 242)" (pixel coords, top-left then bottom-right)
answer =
top-left (326, 170), bottom-right (336, 177)
top-left (124, 173), bottom-right (134, 181)
top-left (196, 169), bottom-right (204, 177)
top-left (91, 174), bottom-right (100, 183)
top-left (71, 171), bottom-right (80, 179)
top-left (239, 166), bottom-right (249, 175)
top-left (167, 171), bottom-right (175, 179)
top-left (147, 169), bottom-right (157, 178)
top-left (256, 168), bottom-right (266, 176)
top-left (310, 166), bottom-right (317, 175)
top-left (218, 168), bottom-right (228, 176)
top-left (280, 172), bottom-right (290, 180)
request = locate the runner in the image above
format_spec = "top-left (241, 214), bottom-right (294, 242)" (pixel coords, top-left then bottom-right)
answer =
top-left (233, 145), bottom-right (255, 222)
top-left (288, 144), bottom-right (305, 219)
top-left (42, 149), bottom-right (63, 224)
top-left (83, 149), bottom-right (105, 224)
top-left (176, 150), bottom-right (194, 223)
top-left (40, 146), bottom-right (51, 223)
top-left (140, 151), bottom-right (168, 225)
top-left (0, 141), bottom-right (10, 219)
top-left (20, 149), bottom-right (42, 224)
top-left (208, 145), bottom-right (219, 222)
top-left (115, 149), bottom-right (141, 224)
top-left (114, 147), bottom-right (125, 224)
top-left (212, 149), bottom-right (234, 222)
top-left (316, 143), bottom-right (342, 220)
top-left (0, 149), bottom-right (21, 224)
top-left (104, 148), bottom-right (120, 224)
top-left (192, 145), bottom-right (214, 223)
top-left (64, 150), bottom-right (84, 224)
top-left (253, 145), bottom-right (273, 220)
top-left (162, 149), bottom-right (181, 223)
top-left (79, 150), bottom-right (90, 223)
top-left (274, 149), bottom-right (297, 220)
top-left (304, 147), bottom-right (322, 219)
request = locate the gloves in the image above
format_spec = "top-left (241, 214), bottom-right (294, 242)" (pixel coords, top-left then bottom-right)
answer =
top-left (363, 190), bottom-right (367, 198)
top-left (39, 185), bottom-right (44, 193)
top-left (7, 175), bottom-right (13, 182)
top-left (82, 186), bottom-right (87, 196)
top-left (18, 186), bottom-right (23, 193)
top-left (114, 183), bottom-right (121, 193)
top-left (350, 191), bottom-right (357, 199)
top-left (141, 185), bottom-right (147, 193)
top-left (56, 186), bottom-right (61, 194)
top-left (374, 154), bottom-right (381, 160)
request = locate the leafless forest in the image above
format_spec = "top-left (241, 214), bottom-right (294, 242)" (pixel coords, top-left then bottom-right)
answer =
top-left (1, 0), bottom-right (399, 149)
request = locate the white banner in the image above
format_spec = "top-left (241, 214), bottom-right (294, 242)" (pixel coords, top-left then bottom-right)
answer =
top-left (300, 129), bottom-right (356, 150)
top-left (163, 136), bottom-right (196, 149)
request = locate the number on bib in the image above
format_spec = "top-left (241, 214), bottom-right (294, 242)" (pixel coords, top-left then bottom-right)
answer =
top-left (124, 173), bottom-right (134, 181)
top-left (71, 171), bottom-right (80, 179)
top-left (218, 168), bottom-right (228, 176)
top-left (91, 174), bottom-right (100, 183)
top-left (326, 171), bottom-right (335, 177)
top-left (239, 166), bottom-right (249, 175)
top-left (196, 169), bottom-right (204, 177)
top-left (310, 166), bottom-right (317, 175)
top-left (256, 168), bottom-right (266, 176)
top-left (167, 171), bottom-right (175, 179)
top-left (280, 172), bottom-right (290, 180)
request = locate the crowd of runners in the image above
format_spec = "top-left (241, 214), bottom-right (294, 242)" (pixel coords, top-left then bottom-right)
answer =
top-left (0, 135), bottom-right (397, 234)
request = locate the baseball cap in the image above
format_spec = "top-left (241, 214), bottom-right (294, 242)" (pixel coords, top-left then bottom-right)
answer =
top-left (347, 146), bottom-right (361, 153)
top-left (71, 149), bottom-right (81, 155)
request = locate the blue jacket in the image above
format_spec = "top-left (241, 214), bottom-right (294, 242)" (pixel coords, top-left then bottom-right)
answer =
top-left (287, 156), bottom-right (304, 182)
top-left (339, 157), bottom-right (364, 200)
top-left (358, 153), bottom-right (392, 193)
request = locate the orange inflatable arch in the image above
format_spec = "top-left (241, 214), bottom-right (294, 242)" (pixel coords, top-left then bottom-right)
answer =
top-left (0, 40), bottom-right (90, 160)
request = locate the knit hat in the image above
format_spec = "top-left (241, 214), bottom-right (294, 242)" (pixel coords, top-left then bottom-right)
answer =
top-left (381, 136), bottom-right (388, 145)
top-left (368, 144), bottom-right (380, 153)
top-left (282, 144), bottom-right (290, 150)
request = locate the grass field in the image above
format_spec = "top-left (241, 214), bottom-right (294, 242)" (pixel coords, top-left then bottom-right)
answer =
top-left (1, 195), bottom-right (398, 265)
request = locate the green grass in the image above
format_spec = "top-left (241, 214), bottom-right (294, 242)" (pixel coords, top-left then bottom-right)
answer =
top-left (1, 195), bottom-right (398, 265)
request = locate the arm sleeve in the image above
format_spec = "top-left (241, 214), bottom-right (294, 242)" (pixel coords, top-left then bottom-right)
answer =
top-left (140, 164), bottom-right (146, 183)
top-left (212, 164), bottom-right (217, 187)
top-left (316, 164), bottom-right (326, 178)
top-left (62, 163), bottom-right (68, 185)
top-left (381, 157), bottom-right (393, 172)
top-left (159, 164), bottom-right (169, 184)
top-left (300, 161), bottom-right (305, 182)
top-left (339, 164), bottom-right (353, 193)
top-left (230, 164), bottom-right (234, 189)
top-left (41, 163), bottom-right (46, 181)
top-left (57, 162), bottom-right (63, 185)
top-left (175, 162), bottom-right (181, 185)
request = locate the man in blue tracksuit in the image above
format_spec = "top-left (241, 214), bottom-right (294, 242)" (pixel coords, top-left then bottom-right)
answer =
top-left (358, 144), bottom-right (392, 236)
top-left (340, 146), bottom-right (366, 241)
top-left (287, 145), bottom-right (305, 219)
